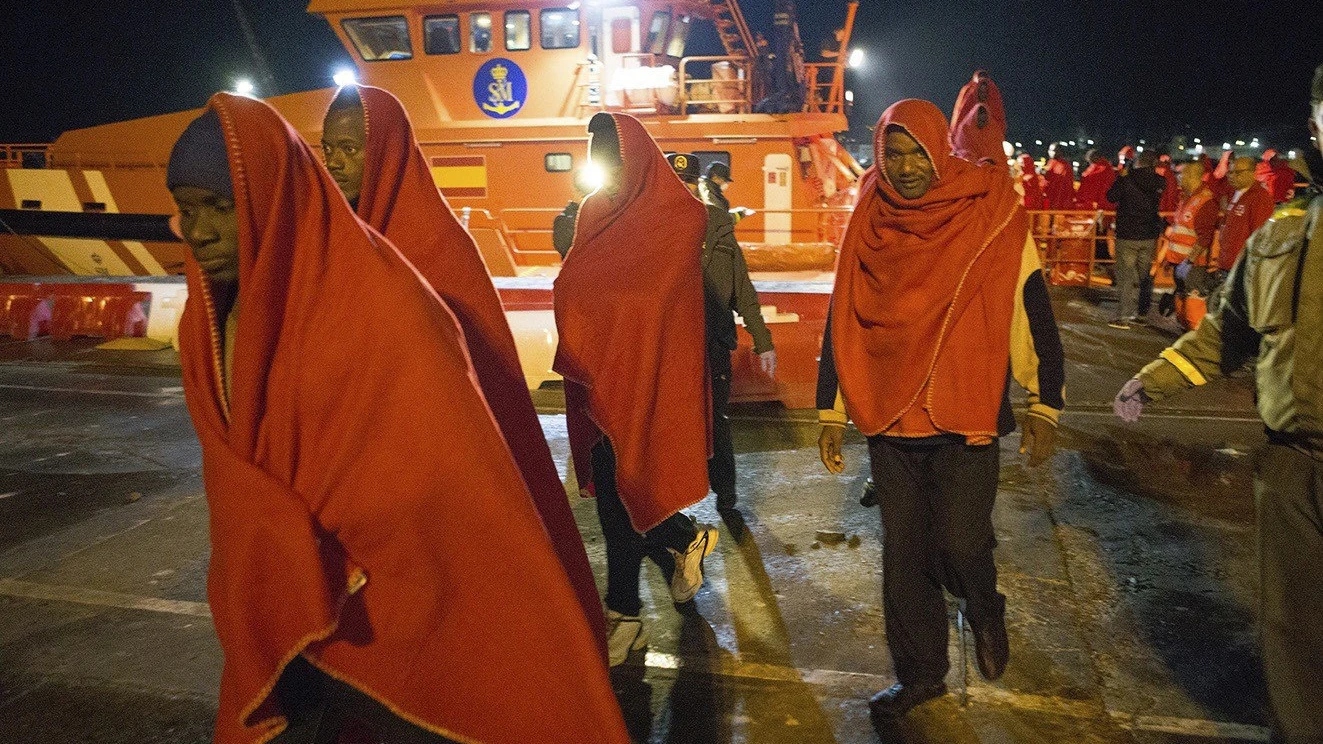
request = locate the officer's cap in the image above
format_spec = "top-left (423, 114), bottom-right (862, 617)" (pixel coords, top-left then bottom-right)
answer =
top-left (666, 152), bottom-right (701, 183)
top-left (706, 161), bottom-right (733, 182)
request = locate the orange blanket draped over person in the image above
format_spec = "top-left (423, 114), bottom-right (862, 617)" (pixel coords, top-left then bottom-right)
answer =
top-left (177, 94), bottom-right (628, 744)
top-left (1042, 157), bottom-right (1076, 210)
top-left (346, 85), bottom-right (604, 647)
top-left (553, 113), bottom-right (711, 533)
top-left (1018, 154), bottom-right (1047, 209)
top-left (831, 99), bottom-right (1026, 438)
top-left (950, 70), bottom-right (1007, 168)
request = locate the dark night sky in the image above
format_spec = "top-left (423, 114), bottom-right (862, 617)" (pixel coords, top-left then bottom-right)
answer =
top-left (3, 1), bottom-right (1320, 153)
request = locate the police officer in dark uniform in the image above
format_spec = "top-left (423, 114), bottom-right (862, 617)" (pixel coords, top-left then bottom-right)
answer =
top-left (700, 162), bottom-right (753, 225)
top-left (668, 152), bottom-right (775, 514)
top-left (553, 167), bottom-right (597, 259)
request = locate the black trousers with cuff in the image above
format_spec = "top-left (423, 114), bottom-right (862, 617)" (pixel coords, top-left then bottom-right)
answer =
top-left (593, 438), bottom-right (698, 617)
top-left (270, 656), bottom-right (459, 744)
top-left (868, 435), bottom-right (1005, 686)
top-left (707, 350), bottom-right (737, 509)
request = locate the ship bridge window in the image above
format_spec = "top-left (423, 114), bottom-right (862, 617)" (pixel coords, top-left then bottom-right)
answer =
top-left (545, 153), bottom-right (573, 172)
top-left (470, 13), bottom-right (493, 53)
top-left (505, 11), bottom-right (531, 51)
top-left (424, 15), bottom-right (461, 55)
top-left (540, 8), bottom-right (580, 49)
top-left (342, 16), bottom-right (413, 61)
top-left (666, 14), bottom-right (691, 58)
top-left (694, 151), bottom-right (731, 174)
top-left (646, 11), bottom-right (670, 55)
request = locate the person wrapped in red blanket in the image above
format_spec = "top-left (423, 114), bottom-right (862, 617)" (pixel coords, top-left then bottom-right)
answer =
top-left (320, 85), bottom-right (605, 650)
top-left (169, 93), bottom-right (627, 744)
top-left (554, 112), bottom-right (718, 667)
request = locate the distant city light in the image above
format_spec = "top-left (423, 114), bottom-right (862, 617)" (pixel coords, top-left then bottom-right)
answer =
top-left (234, 78), bottom-right (255, 97)
top-left (1195, 144), bottom-right (1205, 153)
top-left (1288, 150), bottom-right (1297, 159)
top-left (333, 68), bottom-right (357, 87)
top-left (1223, 142), bottom-right (1232, 150)
top-left (1069, 140), bottom-right (1076, 146)
top-left (848, 49), bottom-right (865, 69)
top-left (1139, 139), bottom-right (1146, 145)
top-left (1194, 138), bottom-right (1201, 144)
top-left (1235, 140), bottom-right (1245, 146)
top-left (1014, 142), bottom-right (1022, 148)
top-left (1035, 140), bottom-right (1043, 146)
top-left (844, 89), bottom-right (854, 104)
top-left (1086, 139), bottom-right (1094, 145)
top-left (1136, 146), bottom-right (1144, 153)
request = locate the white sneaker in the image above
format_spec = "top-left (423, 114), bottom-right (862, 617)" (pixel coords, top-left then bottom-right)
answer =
top-left (668, 527), bottom-right (718, 604)
top-left (606, 609), bottom-right (649, 667)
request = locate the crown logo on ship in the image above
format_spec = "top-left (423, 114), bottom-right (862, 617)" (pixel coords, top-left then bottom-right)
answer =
top-left (491, 64), bottom-right (508, 81)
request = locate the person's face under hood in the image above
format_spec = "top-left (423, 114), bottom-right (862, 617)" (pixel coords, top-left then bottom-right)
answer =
top-left (322, 104), bottom-right (367, 204)
top-left (882, 128), bottom-right (936, 200)
top-left (172, 185), bottom-right (239, 287)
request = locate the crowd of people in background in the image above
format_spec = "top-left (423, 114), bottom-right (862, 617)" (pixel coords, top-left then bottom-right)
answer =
top-left (1014, 138), bottom-right (1310, 329)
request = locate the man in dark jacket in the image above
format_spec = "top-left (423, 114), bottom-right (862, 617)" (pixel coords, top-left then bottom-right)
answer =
top-left (552, 169), bottom-right (596, 259)
top-left (668, 152), bottom-right (774, 514)
top-left (1105, 150), bottom-right (1166, 328)
top-left (1115, 63), bottom-right (1323, 743)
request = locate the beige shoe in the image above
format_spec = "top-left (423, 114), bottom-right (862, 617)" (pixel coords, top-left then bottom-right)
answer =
top-left (668, 527), bottom-right (718, 604)
top-left (606, 609), bottom-right (649, 667)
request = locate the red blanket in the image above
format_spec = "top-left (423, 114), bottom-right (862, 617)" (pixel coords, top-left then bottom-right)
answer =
top-left (553, 113), bottom-right (711, 532)
top-left (178, 93), bottom-right (627, 744)
top-left (831, 99), bottom-right (1025, 438)
top-left (348, 85), bottom-right (604, 648)
top-left (950, 71), bottom-right (1007, 167)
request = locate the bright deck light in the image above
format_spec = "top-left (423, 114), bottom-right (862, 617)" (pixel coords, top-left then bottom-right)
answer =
top-left (848, 49), bottom-right (864, 69)
top-left (333, 69), bottom-right (357, 87)
top-left (235, 78), bottom-right (255, 97)
top-left (581, 162), bottom-right (607, 191)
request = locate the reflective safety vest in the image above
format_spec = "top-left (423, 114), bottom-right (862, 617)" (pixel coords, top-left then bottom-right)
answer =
top-left (1164, 187), bottom-right (1216, 260)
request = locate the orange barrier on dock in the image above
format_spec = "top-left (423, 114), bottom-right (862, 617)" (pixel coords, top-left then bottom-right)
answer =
top-left (0, 282), bottom-right (149, 341)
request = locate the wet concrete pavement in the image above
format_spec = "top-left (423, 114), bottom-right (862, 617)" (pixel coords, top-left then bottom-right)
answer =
top-left (0, 289), bottom-right (1279, 743)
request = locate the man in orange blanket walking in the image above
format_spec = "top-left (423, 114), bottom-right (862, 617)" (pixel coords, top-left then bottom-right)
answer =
top-left (168, 94), bottom-right (627, 744)
top-left (555, 113), bottom-right (718, 667)
top-left (817, 100), bottom-right (1065, 721)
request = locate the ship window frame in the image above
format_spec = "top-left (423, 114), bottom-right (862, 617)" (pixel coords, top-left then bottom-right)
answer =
top-left (542, 152), bottom-right (574, 172)
top-left (665, 14), bottom-right (691, 58)
top-left (545, 153), bottom-right (574, 172)
top-left (504, 10), bottom-right (532, 52)
top-left (423, 14), bottom-right (462, 56)
top-left (692, 150), bottom-right (731, 175)
top-left (470, 12), bottom-right (494, 53)
top-left (646, 10), bottom-right (671, 55)
top-left (341, 16), bottom-right (414, 62)
top-left (539, 7), bottom-right (581, 50)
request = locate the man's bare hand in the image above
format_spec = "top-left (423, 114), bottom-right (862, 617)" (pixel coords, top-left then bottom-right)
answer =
top-left (819, 425), bottom-right (845, 474)
top-left (1019, 415), bottom-right (1058, 467)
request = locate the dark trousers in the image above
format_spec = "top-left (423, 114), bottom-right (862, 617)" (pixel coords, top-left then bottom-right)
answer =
top-left (270, 657), bottom-right (459, 744)
top-left (1255, 445), bottom-right (1323, 743)
top-left (593, 438), bottom-right (698, 616)
top-left (868, 436), bottom-right (1004, 686)
top-left (707, 351), bottom-right (736, 508)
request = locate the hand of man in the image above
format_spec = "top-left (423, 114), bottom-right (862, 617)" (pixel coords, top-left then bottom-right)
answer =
top-left (1019, 415), bottom-right (1057, 467)
top-left (818, 425), bottom-right (845, 474)
top-left (1174, 259), bottom-right (1193, 281)
top-left (1113, 378), bottom-right (1150, 423)
top-left (758, 349), bottom-right (777, 377)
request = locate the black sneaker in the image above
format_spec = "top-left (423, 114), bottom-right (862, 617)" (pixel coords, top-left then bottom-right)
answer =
top-left (968, 599), bottom-right (1010, 681)
top-left (868, 682), bottom-right (947, 718)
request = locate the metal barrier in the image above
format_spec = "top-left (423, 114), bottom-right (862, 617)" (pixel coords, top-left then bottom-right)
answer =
top-left (678, 55), bottom-right (752, 114)
top-left (0, 144), bottom-right (164, 170)
top-left (1027, 209), bottom-right (1182, 287)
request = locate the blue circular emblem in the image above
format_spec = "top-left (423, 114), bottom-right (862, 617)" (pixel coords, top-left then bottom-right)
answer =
top-left (473, 58), bottom-right (528, 119)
